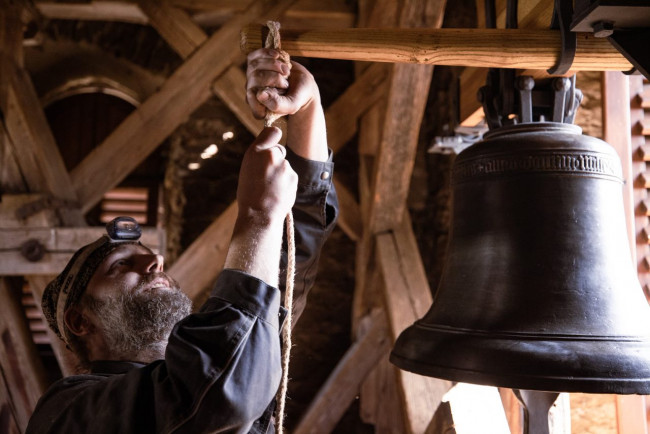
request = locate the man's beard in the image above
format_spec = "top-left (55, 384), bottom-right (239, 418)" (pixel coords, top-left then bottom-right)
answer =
top-left (83, 273), bottom-right (192, 359)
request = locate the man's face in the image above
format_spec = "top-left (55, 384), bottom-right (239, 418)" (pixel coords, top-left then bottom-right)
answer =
top-left (81, 244), bottom-right (192, 358)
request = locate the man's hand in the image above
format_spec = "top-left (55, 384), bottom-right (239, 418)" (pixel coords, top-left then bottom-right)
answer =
top-left (224, 127), bottom-right (297, 286)
top-left (246, 48), bottom-right (328, 162)
top-left (237, 127), bottom-right (297, 225)
top-left (246, 48), bottom-right (317, 120)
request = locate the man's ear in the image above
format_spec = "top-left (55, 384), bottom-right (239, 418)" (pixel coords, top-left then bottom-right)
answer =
top-left (64, 306), bottom-right (93, 337)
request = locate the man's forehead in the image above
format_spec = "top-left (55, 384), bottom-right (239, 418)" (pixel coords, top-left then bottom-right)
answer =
top-left (101, 243), bottom-right (152, 263)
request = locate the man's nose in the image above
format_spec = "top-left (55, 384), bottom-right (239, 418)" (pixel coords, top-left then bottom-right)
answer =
top-left (139, 254), bottom-right (164, 273)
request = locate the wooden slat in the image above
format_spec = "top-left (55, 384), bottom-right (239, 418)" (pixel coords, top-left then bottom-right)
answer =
top-left (640, 115), bottom-right (650, 136)
top-left (27, 275), bottom-right (79, 376)
top-left (240, 27), bottom-right (632, 71)
top-left (0, 278), bottom-right (47, 431)
top-left (639, 173), bottom-right (650, 189)
top-left (376, 211), bottom-right (453, 433)
top-left (168, 201), bottom-right (237, 302)
top-left (294, 309), bottom-right (390, 434)
top-left (637, 86), bottom-right (650, 109)
top-left (70, 0), bottom-right (298, 213)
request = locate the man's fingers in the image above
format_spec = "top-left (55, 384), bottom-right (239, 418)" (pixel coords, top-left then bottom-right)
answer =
top-left (252, 127), bottom-right (284, 154)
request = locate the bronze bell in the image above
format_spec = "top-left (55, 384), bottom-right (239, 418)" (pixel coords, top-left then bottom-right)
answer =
top-left (390, 122), bottom-right (650, 394)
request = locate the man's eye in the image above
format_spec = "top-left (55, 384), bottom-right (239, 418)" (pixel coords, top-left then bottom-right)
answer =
top-left (110, 259), bottom-right (129, 271)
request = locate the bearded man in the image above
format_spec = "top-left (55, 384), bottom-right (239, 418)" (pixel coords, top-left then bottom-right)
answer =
top-left (26, 48), bottom-right (338, 434)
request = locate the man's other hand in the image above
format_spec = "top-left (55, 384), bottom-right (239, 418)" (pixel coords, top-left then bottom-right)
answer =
top-left (237, 127), bottom-right (298, 226)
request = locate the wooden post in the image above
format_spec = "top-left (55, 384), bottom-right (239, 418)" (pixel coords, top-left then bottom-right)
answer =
top-left (0, 278), bottom-right (48, 432)
top-left (603, 71), bottom-right (650, 434)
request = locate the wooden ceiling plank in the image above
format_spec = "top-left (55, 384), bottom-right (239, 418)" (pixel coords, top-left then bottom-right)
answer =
top-left (365, 0), bottom-right (446, 234)
top-left (0, 278), bottom-right (48, 431)
top-left (137, 0), bottom-right (208, 59)
top-left (70, 0), bottom-right (299, 213)
top-left (294, 309), bottom-right (390, 433)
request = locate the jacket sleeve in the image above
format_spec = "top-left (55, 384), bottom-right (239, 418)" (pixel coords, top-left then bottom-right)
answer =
top-left (281, 147), bottom-right (339, 323)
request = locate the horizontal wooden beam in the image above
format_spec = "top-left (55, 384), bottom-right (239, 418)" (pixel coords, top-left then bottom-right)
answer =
top-left (34, 0), bottom-right (356, 28)
top-left (241, 28), bottom-right (632, 71)
top-left (0, 226), bottom-right (163, 275)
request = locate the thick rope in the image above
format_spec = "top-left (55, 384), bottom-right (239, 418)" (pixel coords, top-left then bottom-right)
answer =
top-left (262, 20), bottom-right (295, 434)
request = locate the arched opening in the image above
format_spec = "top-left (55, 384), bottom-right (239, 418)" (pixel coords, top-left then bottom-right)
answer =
top-left (44, 91), bottom-right (165, 227)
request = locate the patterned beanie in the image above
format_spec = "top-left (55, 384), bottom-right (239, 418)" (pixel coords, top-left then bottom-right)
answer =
top-left (41, 217), bottom-right (147, 345)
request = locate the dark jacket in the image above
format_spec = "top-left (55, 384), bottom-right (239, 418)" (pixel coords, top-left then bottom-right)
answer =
top-left (26, 149), bottom-right (338, 434)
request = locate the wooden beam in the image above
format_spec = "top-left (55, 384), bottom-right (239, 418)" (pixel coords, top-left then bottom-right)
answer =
top-left (332, 179), bottom-right (361, 242)
top-left (0, 226), bottom-right (163, 275)
top-left (70, 0), bottom-right (298, 213)
top-left (0, 278), bottom-right (47, 432)
top-left (294, 309), bottom-right (390, 433)
top-left (240, 27), bottom-right (632, 71)
top-left (0, 121), bottom-right (27, 194)
top-left (168, 201), bottom-right (237, 303)
top-left (137, 0), bottom-right (207, 59)
top-left (211, 66), bottom-right (262, 136)
top-left (365, 0), bottom-right (444, 234)
top-left (0, 7), bottom-right (84, 226)
top-left (376, 211), bottom-right (452, 433)
top-left (34, 0), bottom-right (356, 29)
top-left (325, 63), bottom-right (391, 154)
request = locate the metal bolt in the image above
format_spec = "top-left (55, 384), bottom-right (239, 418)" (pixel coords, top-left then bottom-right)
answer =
top-left (593, 21), bottom-right (614, 38)
top-left (21, 239), bottom-right (45, 262)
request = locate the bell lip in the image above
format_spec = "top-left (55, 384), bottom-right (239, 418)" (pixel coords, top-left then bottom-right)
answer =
top-left (483, 122), bottom-right (583, 140)
top-left (389, 352), bottom-right (650, 395)
top-left (390, 322), bottom-right (650, 395)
